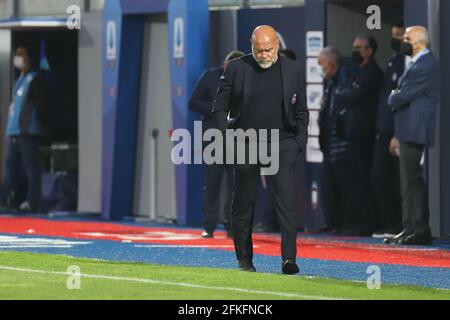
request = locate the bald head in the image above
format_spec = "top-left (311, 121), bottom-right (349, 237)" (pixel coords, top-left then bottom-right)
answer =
top-left (252, 25), bottom-right (278, 44)
top-left (251, 25), bottom-right (280, 69)
top-left (406, 26), bottom-right (430, 45)
top-left (403, 26), bottom-right (430, 56)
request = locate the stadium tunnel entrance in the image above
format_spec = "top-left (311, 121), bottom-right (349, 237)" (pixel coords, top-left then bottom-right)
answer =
top-left (133, 13), bottom-right (176, 223)
top-left (0, 21), bottom-right (79, 211)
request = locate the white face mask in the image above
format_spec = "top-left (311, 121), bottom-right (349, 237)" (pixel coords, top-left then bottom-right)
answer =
top-left (13, 55), bottom-right (25, 70)
top-left (317, 67), bottom-right (326, 80)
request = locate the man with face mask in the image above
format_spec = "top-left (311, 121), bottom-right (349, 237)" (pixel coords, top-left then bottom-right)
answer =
top-left (385, 26), bottom-right (440, 246)
top-left (0, 46), bottom-right (49, 212)
top-left (317, 47), bottom-right (354, 233)
top-left (371, 23), bottom-right (406, 239)
top-left (213, 25), bottom-right (309, 274)
top-left (336, 34), bottom-right (383, 236)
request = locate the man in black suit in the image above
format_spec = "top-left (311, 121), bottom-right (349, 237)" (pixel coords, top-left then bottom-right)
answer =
top-left (371, 24), bottom-right (405, 238)
top-left (337, 34), bottom-right (383, 236)
top-left (213, 25), bottom-right (309, 274)
top-left (386, 26), bottom-right (440, 246)
top-left (189, 51), bottom-right (244, 239)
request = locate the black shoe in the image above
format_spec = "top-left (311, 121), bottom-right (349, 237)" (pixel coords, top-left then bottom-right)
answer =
top-left (383, 229), bottom-right (413, 245)
top-left (201, 230), bottom-right (214, 238)
top-left (238, 261), bottom-right (256, 272)
top-left (282, 259), bottom-right (299, 275)
top-left (396, 233), bottom-right (432, 246)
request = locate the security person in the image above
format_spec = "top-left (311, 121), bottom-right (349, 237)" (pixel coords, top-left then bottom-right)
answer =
top-left (0, 45), bottom-right (49, 212)
top-left (337, 34), bottom-right (383, 236)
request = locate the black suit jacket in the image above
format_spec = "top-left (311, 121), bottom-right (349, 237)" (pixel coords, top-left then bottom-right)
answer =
top-left (212, 54), bottom-right (309, 148)
top-left (188, 67), bottom-right (224, 131)
top-left (338, 59), bottom-right (383, 141)
top-left (376, 53), bottom-right (405, 136)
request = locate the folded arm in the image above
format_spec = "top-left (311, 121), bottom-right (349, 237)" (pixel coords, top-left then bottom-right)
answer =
top-left (388, 67), bottom-right (430, 110)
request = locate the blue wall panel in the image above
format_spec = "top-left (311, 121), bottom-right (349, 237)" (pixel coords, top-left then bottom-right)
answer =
top-left (168, 0), bottom-right (209, 225)
top-left (102, 0), bottom-right (209, 223)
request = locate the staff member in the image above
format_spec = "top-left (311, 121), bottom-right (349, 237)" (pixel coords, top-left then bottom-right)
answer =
top-left (189, 51), bottom-right (244, 239)
top-left (386, 26), bottom-right (440, 246)
top-left (338, 34), bottom-right (383, 236)
top-left (0, 46), bottom-right (49, 212)
top-left (371, 23), bottom-right (405, 238)
top-left (318, 47), bottom-right (353, 233)
top-left (213, 25), bottom-right (309, 274)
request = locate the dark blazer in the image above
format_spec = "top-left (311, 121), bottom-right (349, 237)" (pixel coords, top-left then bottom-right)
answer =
top-left (212, 54), bottom-right (309, 148)
top-left (377, 53), bottom-right (405, 136)
top-left (318, 65), bottom-right (352, 156)
top-left (189, 67), bottom-right (224, 131)
top-left (338, 59), bottom-right (383, 141)
top-left (388, 52), bottom-right (440, 146)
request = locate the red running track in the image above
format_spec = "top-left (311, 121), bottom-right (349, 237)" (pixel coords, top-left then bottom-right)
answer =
top-left (0, 217), bottom-right (449, 268)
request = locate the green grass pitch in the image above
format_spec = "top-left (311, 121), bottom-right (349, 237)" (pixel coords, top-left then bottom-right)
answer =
top-left (0, 251), bottom-right (449, 300)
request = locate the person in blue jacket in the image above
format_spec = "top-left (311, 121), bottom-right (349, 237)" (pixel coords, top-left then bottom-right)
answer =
top-left (318, 47), bottom-right (355, 234)
top-left (385, 26), bottom-right (440, 246)
top-left (0, 45), bottom-right (49, 212)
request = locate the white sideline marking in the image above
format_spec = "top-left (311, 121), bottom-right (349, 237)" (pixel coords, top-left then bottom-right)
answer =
top-left (0, 245), bottom-right (74, 249)
top-left (0, 265), bottom-right (346, 300)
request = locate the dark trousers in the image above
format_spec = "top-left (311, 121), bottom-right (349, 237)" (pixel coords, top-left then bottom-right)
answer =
top-left (398, 142), bottom-right (430, 235)
top-left (232, 137), bottom-right (300, 263)
top-left (202, 163), bottom-right (233, 232)
top-left (348, 138), bottom-right (375, 229)
top-left (1, 136), bottom-right (41, 207)
top-left (321, 157), bottom-right (354, 230)
top-left (371, 133), bottom-right (402, 230)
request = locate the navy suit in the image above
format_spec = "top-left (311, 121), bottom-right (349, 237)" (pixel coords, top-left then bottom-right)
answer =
top-left (388, 51), bottom-right (441, 236)
top-left (189, 67), bottom-right (233, 234)
top-left (338, 59), bottom-right (383, 232)
top-left (371, 53), bottom-right (405, 232)
top-left (389, 52), bottom-right (440, 146)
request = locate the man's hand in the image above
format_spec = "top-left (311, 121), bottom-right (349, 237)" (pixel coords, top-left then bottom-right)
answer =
top-left (390, 137), bottom-right (399, 157)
